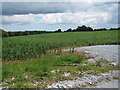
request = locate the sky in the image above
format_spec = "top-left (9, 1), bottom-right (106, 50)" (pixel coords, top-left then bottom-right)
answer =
top-left (0, 0), bottom-right (119, 31)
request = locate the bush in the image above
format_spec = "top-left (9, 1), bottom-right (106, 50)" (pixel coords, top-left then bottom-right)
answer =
top-left (60, 55), bottom-right (84, 64)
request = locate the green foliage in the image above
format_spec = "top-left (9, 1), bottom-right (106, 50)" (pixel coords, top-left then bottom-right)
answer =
top-left (2, 30), bottom-right (119, 61)
top-left (2, 55), bottom-right (85, 80)
top-left (59, 55), bottom-right (84, 64)
top-left (0, 29), bottom-right (9, 37)
top-left (78, 65), bottom-right (119, 73)
top-left (73, 25), bottom-right (93, 31)
top-left (2, 55), bottom-right (119, 88)
top-left (78, 65), bottom-right (92, 71)
top-left (55, 29), bottom-right (62, 32)
top-left (10, 82), bottom-right (35, 88)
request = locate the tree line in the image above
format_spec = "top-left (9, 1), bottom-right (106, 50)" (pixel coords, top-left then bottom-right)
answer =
top-left (1, 25), bottom-right (120, 37)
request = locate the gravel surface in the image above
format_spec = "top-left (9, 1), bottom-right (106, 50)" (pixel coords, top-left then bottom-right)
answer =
top-left (48, 45), bottom-right (119, 88)
top-left (47, 70), bottom-right (119, 88)
top-left (64, 45), bottom-right (119, 64)
top-left (78, 45), bottom-right (119, 61)
top-left (86, 80), bottom-right (118, 88)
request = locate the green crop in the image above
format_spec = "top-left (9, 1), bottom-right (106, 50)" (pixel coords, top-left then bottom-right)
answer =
top-left (2, 30), bottom-right (119, 61)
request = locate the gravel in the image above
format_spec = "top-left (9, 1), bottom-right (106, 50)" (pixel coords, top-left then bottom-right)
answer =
top-left (86, 80), bottom-right (118, 88)
top-left (64, 45), bottom-right (119, 64)
top-left (47, 70), bottom-right (119, 88)
top-left (74, 45), bottom-right (119, 61)
top-left (48, 45), bottom-right (119, 88)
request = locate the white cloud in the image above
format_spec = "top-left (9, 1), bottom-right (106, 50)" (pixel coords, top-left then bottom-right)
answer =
top-left (2, 14), bottom-right (35, 24)
top-left (1, 2), bottom-right (118, 29)
top-left (36, 2), bottom-right (117, 28)
top-left (37, 13), bottom-right (63, 24)
top-left (37, 12), bottom-right (110, 27)
top-left (2, 0), bottom-right (119, 2)
top-left (1, 11), bottom-right (116, 28)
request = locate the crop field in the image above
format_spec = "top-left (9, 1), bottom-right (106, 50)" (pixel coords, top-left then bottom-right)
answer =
top-left (2, 30), bottom-right (118, 61)
top-left (2, 30), bottom-right (119, 88)
top-left (1, 1), bottom-right (120, 88)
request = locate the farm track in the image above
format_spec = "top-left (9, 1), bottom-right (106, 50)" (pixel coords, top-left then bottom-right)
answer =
top-left (48, 45), bottom-right (119, 88)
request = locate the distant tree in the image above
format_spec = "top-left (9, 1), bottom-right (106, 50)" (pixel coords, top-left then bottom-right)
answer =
top-left (1, 29), bottom-right (9, 37)
top-left (81, 26), bottom-right (86, 31)
top-left (24, 31), bottom-right (30, 35)
top-left (58, 29), bottom-right (62, 32)
top-left (76, 26), bottom-right (82, 31)
top-left (8, 31), bottom-right (15, 37)
top-left (82, 25), bottom-right (86, 28)
top-left (75, 25), bottom-right (93, 32)
top-left (109, 28), bottom-right (119, 30)
top-left (94, 28), bottom-right (107, 31)
top-left (72, 29), bottom-right (77, 32)
top-left (65, 28), bottom-right (72, 32)
top-left (14, 31), bottom-right (23, 36)
top-left (55, 29), bottom-right (62, 32)
top-left (86, 27), bottom-right (93, 31)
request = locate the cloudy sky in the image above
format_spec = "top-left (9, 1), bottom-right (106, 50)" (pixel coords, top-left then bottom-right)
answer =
top-left (1, 0), bottom-right (119, 31)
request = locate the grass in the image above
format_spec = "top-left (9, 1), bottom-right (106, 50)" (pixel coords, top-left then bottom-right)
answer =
top-left (2, 30), bottom-right (119, 61)
top-left (78, 65), bottom-right (119, 73)
top-left (2, 54), bottom-right (119, 88)
top-left (2, 54), bottom-right (85, 88)
top-left (2, 55), bottom-right (85, 80)
top-left (2, 30), bottom-right (119, 88)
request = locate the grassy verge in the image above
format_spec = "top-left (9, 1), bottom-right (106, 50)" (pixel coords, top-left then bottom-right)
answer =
top-left (2, 54), bottom-right (119, 88)
top-left (2, 55), bottom-right (85, 88)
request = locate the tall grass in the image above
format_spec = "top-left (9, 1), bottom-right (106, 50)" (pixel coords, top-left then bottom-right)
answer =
top-left (2, 55), bottom-right (85, 80)
top-left (2, 54), bottom-right (119, 88)
top-left (2, 30), bottom-right (119, 61)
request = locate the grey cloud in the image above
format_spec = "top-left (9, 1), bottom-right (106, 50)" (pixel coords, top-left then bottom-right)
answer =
top-left (2, 2), bottom-right (76, 15)
top-left (1, 2), bottom-right (118, 28)
top-left (2, 2), bottom-right (118, 15)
